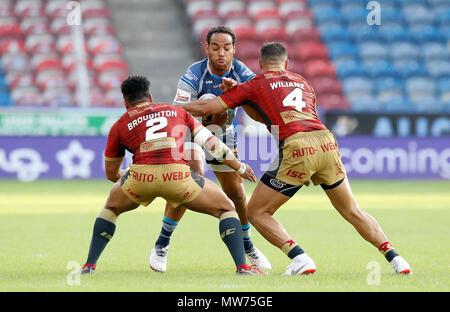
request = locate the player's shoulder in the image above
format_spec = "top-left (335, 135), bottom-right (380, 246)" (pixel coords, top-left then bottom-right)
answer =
top-left (232, 59), bottom-right (255, 81)
top-left (183, 59), bottom-right (208, 80)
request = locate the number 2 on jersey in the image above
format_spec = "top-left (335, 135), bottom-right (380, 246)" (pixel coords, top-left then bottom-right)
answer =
top-left (282, 88), bottom-right (306, 112)
top-left (146, 116), bottom-right (168, 141)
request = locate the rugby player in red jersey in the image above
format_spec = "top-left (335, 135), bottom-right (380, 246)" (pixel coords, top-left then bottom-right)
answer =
top-left (181, 42), bottom-right (412, 275)
top-left (79, 75), bottom-right (265, 275)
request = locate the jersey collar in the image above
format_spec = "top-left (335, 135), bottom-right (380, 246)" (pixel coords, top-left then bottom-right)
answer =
top-left (207, 59), bottom-right (233, 79)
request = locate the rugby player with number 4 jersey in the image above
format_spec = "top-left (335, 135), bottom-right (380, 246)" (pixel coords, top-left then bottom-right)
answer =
top-left (78, 75), bottom-right (266, 276)
top-left (181, 42), bottom-right (412, 275)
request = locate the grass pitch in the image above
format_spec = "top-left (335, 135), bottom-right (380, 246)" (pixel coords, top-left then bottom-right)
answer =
top-left (0, 179), bottom-right (449, 292)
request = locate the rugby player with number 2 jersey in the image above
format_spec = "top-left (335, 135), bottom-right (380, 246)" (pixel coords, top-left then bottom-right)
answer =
top-left (79, 75), bottom-right (266, 276)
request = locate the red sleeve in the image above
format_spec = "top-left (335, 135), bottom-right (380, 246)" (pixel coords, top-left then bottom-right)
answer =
top-left (218, 81), bottom-right (252, 110)
top-left (104, 121), bottom-right (126, 160)
top-left (184, 108), bottom-right (203, 134)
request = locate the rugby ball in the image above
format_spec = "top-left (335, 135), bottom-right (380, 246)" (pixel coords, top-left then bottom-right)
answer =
top-left (199, 93), bottom-right (228, 127)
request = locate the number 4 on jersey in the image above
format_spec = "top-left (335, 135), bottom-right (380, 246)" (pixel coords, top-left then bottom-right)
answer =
top-left (282, 88), bottom-right (306, 112)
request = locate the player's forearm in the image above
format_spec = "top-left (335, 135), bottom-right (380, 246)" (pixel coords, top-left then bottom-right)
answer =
top-left (204, 136), bottom-right (242, 172)
top-left (105, 159), bottom-right (124, 183)
top-left (182, 98), bottom-right (225, 117)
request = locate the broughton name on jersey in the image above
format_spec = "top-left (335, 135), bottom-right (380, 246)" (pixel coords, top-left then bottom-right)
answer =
top-left (127, 110), bottom-right (178, 131)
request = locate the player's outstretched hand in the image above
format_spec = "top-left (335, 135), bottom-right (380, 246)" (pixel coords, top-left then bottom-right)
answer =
top-left (220, 77), bottom-right (238, 93)
top-left (239, 163), bottom-right (256, 182)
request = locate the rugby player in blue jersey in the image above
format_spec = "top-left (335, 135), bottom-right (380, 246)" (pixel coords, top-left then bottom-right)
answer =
top-left (149, 26), bottom-right (271, 272)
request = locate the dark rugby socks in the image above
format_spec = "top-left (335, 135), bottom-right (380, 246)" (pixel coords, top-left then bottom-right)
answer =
top-left (281, 239), bottom-right (305, 259)
top-left (241, 223), bottom-right (254, 252)
top-left (219, 211), bottom-right (247, 268)
top-left (378, 241), bottom-right (400, 262)
top-left (85, 209), bottom-right (117, 266)
top-left (155, 217), bottom-right (178, 248)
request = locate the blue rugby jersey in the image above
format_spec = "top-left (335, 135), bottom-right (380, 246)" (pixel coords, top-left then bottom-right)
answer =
top-left (173, 58), bottom-right (255, 135)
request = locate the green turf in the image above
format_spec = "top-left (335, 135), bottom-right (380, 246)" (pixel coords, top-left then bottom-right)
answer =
top-left (0, 180), bottom-right (449, 292)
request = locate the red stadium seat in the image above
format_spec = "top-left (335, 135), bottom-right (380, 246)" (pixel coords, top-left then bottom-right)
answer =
top-left (62, 54), bottom-right (95, 72)
top-left (21, 17), bottom-right (50, 36)
top-left (286, 60), bottom-right (304, 76)
top-left (316, 94), bottom-right (350, 111)
top-left (310, 76), bottom-right (342, 95)
top-left (257, 25), bottom-right (288, 43)
top-left (50, 18), bottom-right (71, 36)
top-left (232, 25), bottom-right (257, 41)
top-left (98, 71), bottom-right (128, 90)
top-left (0, 18), bottom-right (23, 38)
top-left (0, 38), bottom-right (26, 54)
top-left (103, 89), bottom-right (124, 107)
top-left (25, 34), bottom-right (56, 54)
top-left (294, 41), bottom-right (329, 62)
top-left (241, 57), bottom-right (262, 74)
top-left (68, 70), bottom-right (98, 89)
top-left (83, 8), bottom-right (111, 19)
top-left (0, 3), bottom-right (14, 18)
top-left (31, 53), bottom-right (62, 72)
top-left (87, 35), bottom-right (123, 54)
top-left (304, 59), bottom-right (336, 79)
top-left (1, 53), bottom-right (29, 71)
top-left (11, 86), bottom-right (44, 106)
top-left (217, 1), bottom-right (248, 19)
top-left (235, 40), bottom-right (260, 60)
top-left (14, 0), bottom-right (44, 18)
top-left (6, 71), bottom-right (34, 89)
top-left (35, 70), bottom-right (69, 90)
top-left (45, 0), bottom-right (68, 18)
top-left (42, 87), bottom-right (74, 106)
top-left (288, 27), bottom-right (321, 44)
top-left (94, 56), bottom-right (129, 73)
top-left (252, 8), bottom-right (281, 23)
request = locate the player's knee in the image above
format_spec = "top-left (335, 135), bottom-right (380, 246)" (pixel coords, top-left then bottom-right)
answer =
top-left (224, 186), bottom-right (247, 208)
top-left (215, 198), bottom-right (235, 218)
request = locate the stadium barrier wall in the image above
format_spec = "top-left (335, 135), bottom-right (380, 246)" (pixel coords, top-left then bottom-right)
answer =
top-left (0, 136), bottom-right (449, 182)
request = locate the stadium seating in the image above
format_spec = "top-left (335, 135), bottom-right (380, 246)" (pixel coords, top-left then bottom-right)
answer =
top-left (183, 0), bottom-right (350, 112)
top-left (182, 0), bottom-right (450, 113)
top-left (0, 0), bottom-right (129, 107)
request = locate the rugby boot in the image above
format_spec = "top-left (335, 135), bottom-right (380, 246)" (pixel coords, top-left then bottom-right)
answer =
top-left (149, 245), bottom-right (169, 272)
top-left (236, 264), bottom-right (268, 275)
top-left (390, 255), bottom-right (412, 274)
top-left (283, 253), bottom-right (316, 276)
top-left (245, 246), bottom-right (272, 271)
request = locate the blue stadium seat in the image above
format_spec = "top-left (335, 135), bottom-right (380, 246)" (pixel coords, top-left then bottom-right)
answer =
top-left (342, 76), bottom-right (373, 94)
top-left (441, 25), bottom-right (450, 40)
top-left (410, 25), bottom-right (442, 42)
top-left (363, 60), bottom-right (395, 78)
top-left (381, 7), bottom-right (404, 23)
top-left (381, 96), bottom-right (414, 113)
top-left (437, 9), bottom-right (450, 25)
top-left (308, 0), bottom-right (337, 5)
top-left (375, 77), bottom-right (404, 94)
top-left (0, 92), bottom-right (12, 106)
top-left (405, 76), bottom-right (436, 96)
top-left (312, 7), bottom-right (342, 24)
top-left (421, 42), bottom-right (449, 61)
top-left (349, 96), bottom-right (381, 112)
top-left (394, 60), bottom-right (428, 78)
top-left (319, 24), bottom-right (350, 43)
top-left (348, 24), bottom-right (382, 42)
top-left (334, 59), bottom-right (366, 78)
top-left (426, 60), bottom-right (450, 78)
top-left (327, 41), bottom-right (358, 60)
top-left (410, 96), bottom-right (443, 113)
top-left (396, 0), bottom-right (428, 5)
top-left (378, 23), bottom-right (411, 42)
top-left (340, 6), bottom-right (367, 24)
top-left (437, 77), bottom-right (450, 93)
top-left (358, 41), bottom-right (389, 60)
top-left (403, 5), bottom-right (436, 25)
top-left (390, 42), bottom-right (420, 60)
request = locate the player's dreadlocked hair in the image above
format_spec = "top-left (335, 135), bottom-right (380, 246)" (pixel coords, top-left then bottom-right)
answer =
top-left (120, 75), bottom-right (151, 103)
top-left (260, 42), bottom-right (288, 64)
top-left (206, 25), bottom-right (236, 46)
